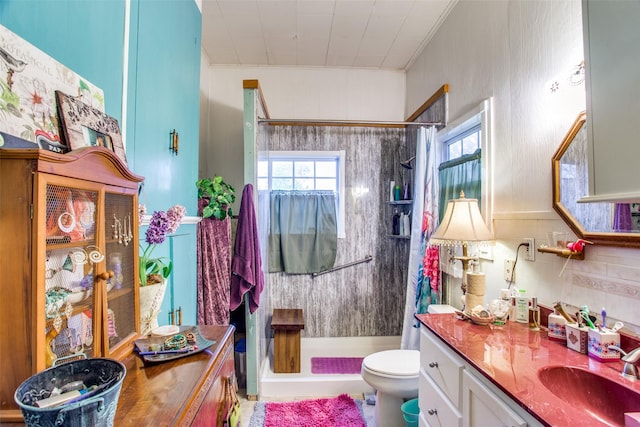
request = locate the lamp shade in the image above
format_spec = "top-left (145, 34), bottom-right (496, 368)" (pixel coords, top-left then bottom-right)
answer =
top-left (430, 192), bottom-right (494, 246)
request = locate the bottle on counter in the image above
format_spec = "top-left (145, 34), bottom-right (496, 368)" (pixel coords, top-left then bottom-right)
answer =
top-left (528, 297), bottom-right (540, 331)
top-left (515, 289), bottom-right (529, 323)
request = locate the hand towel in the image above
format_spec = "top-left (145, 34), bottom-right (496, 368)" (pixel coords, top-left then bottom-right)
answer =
top-left (230, 184), bottom-right (264, 313)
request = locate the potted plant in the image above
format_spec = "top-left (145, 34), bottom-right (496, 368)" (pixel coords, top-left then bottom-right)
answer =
top-left (138, 204), bottom-right (185, 335)
top-left (196, 176), bottom-right (236, 220)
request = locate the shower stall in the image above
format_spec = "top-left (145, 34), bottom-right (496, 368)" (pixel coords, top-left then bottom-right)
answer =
top-left (241, 80), bottom-right (445, 398)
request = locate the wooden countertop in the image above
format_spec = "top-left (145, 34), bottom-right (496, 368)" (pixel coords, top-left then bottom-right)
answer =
top-left (115, 325), bottom-right (234, 425)
top-left (416, 313), bottom-right (640, 427)
top-left (6, 325), bottom-right (234, 427)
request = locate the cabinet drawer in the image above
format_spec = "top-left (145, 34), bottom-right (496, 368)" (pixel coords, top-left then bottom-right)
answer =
top-left (420, 371), bottom-right (462, 427)
top-left (462, 371), bottom-right (527, 427)
top-left (420, 328), bottom-right (465, 408)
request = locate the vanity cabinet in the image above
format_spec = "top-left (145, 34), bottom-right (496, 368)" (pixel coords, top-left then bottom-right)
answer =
top-left (581, 0), bottom-right (640, 201)
top-left (419, 327), bottom-right (538, 427)
top-left (419, 327), bottom-right (464, 427)
top-left (462, 371), bottom-right (526, 427)
top-left (0, 147), bottom-right (144, 422)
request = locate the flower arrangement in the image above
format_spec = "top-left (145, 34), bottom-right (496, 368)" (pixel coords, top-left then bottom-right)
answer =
top-left (139, 204), bottom-right (186, 286)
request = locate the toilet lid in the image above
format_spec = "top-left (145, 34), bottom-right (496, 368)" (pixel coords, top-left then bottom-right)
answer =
top-left (362, 350), bottom-right (420, 377)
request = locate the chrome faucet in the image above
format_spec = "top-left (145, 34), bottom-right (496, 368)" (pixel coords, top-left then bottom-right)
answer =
top-left (608, 345), bottom-right (640, 380)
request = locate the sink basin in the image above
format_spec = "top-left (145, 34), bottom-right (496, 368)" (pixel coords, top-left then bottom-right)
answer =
top-left (538, 366), bottom-right (640, 426)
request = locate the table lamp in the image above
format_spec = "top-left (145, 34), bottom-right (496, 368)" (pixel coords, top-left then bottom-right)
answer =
top-left (429, 191), bottom-right (495, 306)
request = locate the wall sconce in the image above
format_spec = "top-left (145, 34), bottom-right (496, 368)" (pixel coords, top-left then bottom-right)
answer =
top-left (170, 129), bottom-right (179, 155)
top-left (549, 60), bottom-right (585, 93)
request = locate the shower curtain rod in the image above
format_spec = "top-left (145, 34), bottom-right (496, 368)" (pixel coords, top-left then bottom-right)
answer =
top-left (257, 117), bottom-right (441, 127)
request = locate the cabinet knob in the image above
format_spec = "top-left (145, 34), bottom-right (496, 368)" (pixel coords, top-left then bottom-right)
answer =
top-left (95, 270), bottom-right (114, 281)
top-left (427, 409), bottom-right (438, 415)
top-left (428, 361), bottom-right (438, 368)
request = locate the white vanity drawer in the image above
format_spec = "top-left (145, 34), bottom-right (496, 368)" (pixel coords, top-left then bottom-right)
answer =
top-left (420, 327), bottom-right (465, 408)
top-left (419, 370), bottom-right (463, 427)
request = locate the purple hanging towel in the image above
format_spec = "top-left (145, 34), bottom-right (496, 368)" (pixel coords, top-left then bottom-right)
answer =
top-left (230, 184), bottom-right (264, 313)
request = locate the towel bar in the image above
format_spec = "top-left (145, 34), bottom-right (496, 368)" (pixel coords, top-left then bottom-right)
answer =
top-left (311, 255), bottom-right (373, 278)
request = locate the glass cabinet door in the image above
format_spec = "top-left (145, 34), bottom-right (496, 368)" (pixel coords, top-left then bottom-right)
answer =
top-left (103, 192), bottom-right (137, 354)
top-left (43, 183), bottom-right (138, 366)
top-left (44, 184), bottom-right (99, 366)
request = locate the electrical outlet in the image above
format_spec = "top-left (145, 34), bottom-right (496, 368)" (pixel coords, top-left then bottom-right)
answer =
top-left (524, 238), bottom-right (535, 261)
top-left (504, 259), bottom-right (515, 282)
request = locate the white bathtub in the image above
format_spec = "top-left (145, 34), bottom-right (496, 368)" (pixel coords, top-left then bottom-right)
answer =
top-left (259, 336), bottom-right (401, 398)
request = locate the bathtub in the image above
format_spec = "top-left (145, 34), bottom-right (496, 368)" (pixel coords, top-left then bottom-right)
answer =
top-left (259, 335), bottom-right (401, 398)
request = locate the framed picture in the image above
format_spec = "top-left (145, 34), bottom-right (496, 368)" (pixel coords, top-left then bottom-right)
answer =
top-left (56, 90), bottom-right (127, 165)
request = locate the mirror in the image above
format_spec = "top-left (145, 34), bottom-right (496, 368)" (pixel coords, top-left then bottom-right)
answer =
top-left (553, 112), bottom-right (640, 247)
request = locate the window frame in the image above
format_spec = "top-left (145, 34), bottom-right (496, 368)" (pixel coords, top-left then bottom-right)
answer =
top-left (258, 150), bottom-right (346, 239)
top-left (437, 98), bottom-right (493, 259)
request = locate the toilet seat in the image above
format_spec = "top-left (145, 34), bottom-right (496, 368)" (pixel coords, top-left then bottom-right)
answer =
top-left (362, 350), bottom-right (420, 378)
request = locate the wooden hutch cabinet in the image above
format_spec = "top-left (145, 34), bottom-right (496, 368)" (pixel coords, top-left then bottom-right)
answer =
top-left (0, 147), bottom-right (144, 421)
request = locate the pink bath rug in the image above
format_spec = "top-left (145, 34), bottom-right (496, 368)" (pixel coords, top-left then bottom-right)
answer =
top-left (263, 394), bottom-right (366, 427)
top-left (311, 357), bottom-right (364, 374)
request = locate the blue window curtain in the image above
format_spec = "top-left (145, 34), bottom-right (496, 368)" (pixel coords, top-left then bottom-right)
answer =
top-left (438, 149), bottom-right (482, 220)
top-left (269, 191), bottom-right (338, 274)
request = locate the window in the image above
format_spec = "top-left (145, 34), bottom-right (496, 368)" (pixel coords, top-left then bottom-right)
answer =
top-left (445, 123), bottom-right (481, 161)
top-left (437, 98), bottom-right (493, 260)
top-left (258, 151), bottom-right (346, 238)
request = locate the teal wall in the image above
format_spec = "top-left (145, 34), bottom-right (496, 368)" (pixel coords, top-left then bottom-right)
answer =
top-left (1, 0), bottom-right (202, 325)
top-left (0, 0), bottom-right (126, 122)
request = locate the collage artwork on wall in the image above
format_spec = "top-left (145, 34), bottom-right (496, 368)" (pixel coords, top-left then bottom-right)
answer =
top-left (0, 24), bottom-right (125, 164)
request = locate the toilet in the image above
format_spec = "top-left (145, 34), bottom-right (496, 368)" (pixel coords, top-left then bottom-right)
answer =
top-left (361, 349), bottom-right (420, 426)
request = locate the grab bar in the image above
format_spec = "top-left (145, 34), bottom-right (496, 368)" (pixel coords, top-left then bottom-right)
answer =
top-left (311, 255), bottom-right (373, 278)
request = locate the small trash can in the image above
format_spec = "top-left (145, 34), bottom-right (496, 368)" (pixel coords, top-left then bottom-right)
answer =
top-left (401, 398), bottom-right (420, 427)
top-left (14, 357), bottom-right (125, 427)
top-left (234, 338), bottom-right (247, 389)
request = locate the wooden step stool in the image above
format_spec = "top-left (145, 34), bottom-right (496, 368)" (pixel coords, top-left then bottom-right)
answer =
top-left (271, 309), bottom-right (304, 373)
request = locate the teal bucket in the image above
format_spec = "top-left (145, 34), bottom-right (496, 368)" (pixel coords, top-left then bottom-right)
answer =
top-left (401, 398), bottom-right (420, 427)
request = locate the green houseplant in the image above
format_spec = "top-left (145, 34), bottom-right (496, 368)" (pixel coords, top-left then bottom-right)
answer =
top-left (196, 176), bottom-right (236, 220)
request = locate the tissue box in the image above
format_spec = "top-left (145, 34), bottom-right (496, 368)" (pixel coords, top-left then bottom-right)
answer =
top-left (588, 329), bottom-right (621, 362)
top-left (565, 323), bottom-right (588, 354)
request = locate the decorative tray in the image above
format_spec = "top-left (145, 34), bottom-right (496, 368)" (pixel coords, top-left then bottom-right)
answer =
top-left (134, 326), bottom-right (216, 363)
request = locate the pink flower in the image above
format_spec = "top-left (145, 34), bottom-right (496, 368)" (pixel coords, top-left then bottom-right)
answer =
top-left (166, 205), bottom-right (186, 234)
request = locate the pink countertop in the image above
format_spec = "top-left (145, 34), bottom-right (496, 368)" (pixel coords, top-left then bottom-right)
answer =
top-left (416, 313), bottom-right (640, 427)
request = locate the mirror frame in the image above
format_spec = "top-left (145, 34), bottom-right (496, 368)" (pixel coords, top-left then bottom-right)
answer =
top-left (553, 111), bottom-right (640, 248)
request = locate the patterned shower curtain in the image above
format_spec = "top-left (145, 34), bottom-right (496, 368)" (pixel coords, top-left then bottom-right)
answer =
top-left (196, 198), bottom-right (232, 325)
top-left (401, 126), bottom-right (440, 350)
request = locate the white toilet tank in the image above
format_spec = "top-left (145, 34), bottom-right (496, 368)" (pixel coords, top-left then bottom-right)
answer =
top-left (427, 304), bottom-right (457, 314)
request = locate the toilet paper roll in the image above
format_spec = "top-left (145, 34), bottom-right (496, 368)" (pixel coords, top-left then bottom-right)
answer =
top-left (467, 272), bottom-right (486, 296)
top-left (465, 294), bottom-right (485, 310)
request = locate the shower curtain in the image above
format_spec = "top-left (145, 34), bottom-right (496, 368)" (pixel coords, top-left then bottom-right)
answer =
top-left (196, 198), bottom-right (232, 325)
top-left (401, 126), bottom-right (439, 350)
